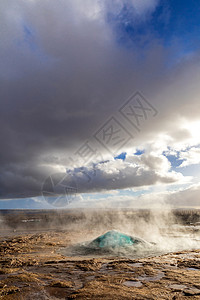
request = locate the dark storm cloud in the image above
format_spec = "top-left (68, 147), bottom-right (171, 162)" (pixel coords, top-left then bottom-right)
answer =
top-left (1, 0), bottom-right (200, 199)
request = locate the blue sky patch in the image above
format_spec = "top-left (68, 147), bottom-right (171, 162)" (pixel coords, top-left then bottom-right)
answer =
top-left (114, 152), bottom-right (127, 160)
top-left (106, 0), bottom-right (200, 61)
top-left (134, 149), bottom-right (145, 156)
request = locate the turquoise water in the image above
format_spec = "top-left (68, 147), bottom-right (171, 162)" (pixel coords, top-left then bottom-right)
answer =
top-left (90, 230), bottom-right (140, 248)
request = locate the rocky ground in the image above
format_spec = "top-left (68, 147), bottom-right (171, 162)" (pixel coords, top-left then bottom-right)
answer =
top-left (0, 229), bottom-right (200, 300)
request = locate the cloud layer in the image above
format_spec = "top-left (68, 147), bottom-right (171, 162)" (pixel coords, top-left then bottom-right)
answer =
top-left (1, 0), bottom-right (200, 204)
top-left (62, 152), bottom-right (184, 194)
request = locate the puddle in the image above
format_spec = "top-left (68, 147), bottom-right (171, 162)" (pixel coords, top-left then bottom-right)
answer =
top-left (138, 271), bottom-right (164, 282)
top-left (106, 271), bottom-right (117, 275)
top-left (71, 269), bottom-right (85, 275)
top-left (169, 284), bottom-right (187, 290)
top-left (99, 269), bottom-right (117, 275)
top-left (97, 263), bottom-right (120, 275)
top-left (123, 280), bottom-right (143, 287)
top-left (128, 263), bottom-right (143, 267)
top-left (186, 267), bottom-right (200, 271)
top-left (85, 275), bottom-right (95, 281)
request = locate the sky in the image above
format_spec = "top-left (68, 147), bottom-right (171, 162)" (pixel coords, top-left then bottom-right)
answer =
top-left (1, 0), bottom-right (200, 209)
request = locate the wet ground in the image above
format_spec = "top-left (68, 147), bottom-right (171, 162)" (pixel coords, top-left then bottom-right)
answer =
top-left (0, 229), bottom-right (200, 299)
top-left (0, 209), bottom-right (200, 299)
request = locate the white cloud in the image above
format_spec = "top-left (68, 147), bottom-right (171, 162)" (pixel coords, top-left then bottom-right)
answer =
top-left (179, 147), bottom-right (200, 167)
top-left (64, 152), bottom-right (186, 194)
top-left (67, 182), bottom-right (200, 209)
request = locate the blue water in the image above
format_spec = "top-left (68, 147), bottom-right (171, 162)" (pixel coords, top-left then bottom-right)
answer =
top-left (89, 230), bottom-right (141, 248)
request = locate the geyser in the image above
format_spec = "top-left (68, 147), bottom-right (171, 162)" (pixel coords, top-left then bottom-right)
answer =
top-left (89, 230), bottom-right (147, 249)
top-left (60, 230), bottom-right (155, 258)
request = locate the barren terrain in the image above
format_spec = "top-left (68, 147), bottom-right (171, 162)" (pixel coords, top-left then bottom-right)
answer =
top-left (0, 209), bottom-right (200, 299)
